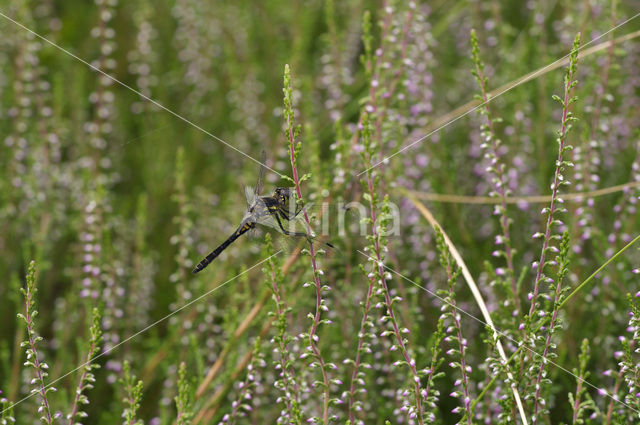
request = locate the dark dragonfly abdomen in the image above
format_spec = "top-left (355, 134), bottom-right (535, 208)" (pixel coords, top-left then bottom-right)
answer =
top-left (192, 220), bottom-right (256, 274)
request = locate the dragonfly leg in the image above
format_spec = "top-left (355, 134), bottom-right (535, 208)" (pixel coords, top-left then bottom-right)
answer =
top-left (274, 212), bottom-right (309, 239)
top-left (279, 202), bottom-right (304, 221)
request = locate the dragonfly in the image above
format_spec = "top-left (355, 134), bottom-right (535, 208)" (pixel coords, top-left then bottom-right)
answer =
top-left (192, 151), bottom-right (315, 274)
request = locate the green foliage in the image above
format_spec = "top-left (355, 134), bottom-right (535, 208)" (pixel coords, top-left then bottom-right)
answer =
top-left (18, 261), bottom-right (56, 424)
top-left (619, 294), bottom-right (640, 414)
top-left (434, 227), bottom-right (472, 423)
top-left (568, 338), bottom-right (598, 424)
top-left (68, 307), bottom-right (103, 424)
top-left (262, 233), bottom-right (302, 424)
top-left (120, 361), bottom-right (144, 425)
top-left (174, 362), bottom-right (194, 425)
top-left (361, 10), bottom-right (373, 81)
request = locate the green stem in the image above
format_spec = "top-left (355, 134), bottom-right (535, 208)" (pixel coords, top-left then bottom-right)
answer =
top-left (559, 233), bottom-right (640, 310)
top-left (471, 346), bottom-right (521, 411)
top-left (473, 233), bottom-right (640, 409)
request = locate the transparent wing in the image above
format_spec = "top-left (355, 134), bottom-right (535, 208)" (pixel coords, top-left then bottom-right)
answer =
top-left (266, 222), bottom-right (337, 258)
top-left (260, 212), bottom-right (313, 241)
top-left (244, 185), bottom-right (256, 206)
top-left (254, 150), bottom-right (267, 198)
top-left (250, 199), bottom-right (337, 255)
top-left (255, 213), bottom-right (282, 231)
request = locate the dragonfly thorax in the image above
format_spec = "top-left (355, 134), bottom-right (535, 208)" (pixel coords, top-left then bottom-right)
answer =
top-left (274, 187), bottom-right (293, 207)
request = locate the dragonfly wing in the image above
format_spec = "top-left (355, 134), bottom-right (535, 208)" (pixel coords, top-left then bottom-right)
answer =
top-left (255, 213), bottom-right (282, 232)
top-left (267, 225), bottom-right (337, 258)
top-left (258, 212), bottom-right (311, 239)
top-left (254, 150), bottom-right (266, 198)
top-left (244, 185), bottom-right (256, 206)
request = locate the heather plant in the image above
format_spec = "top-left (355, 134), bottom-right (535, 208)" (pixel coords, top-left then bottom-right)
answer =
top-left (120, 361), bottom-right (143, 425)
top-left (18, 261), bottom-right (59, 424)
top-left (1, 1), bottom-right (640, 424)
top-left (175, 361), bottom-right (195, 425)
top-left (262, 233), bottom-right (303, 424)
top-left (470, 29), bottom-right (519, 314)
top-left (434, 227), bottom-right (470, 423)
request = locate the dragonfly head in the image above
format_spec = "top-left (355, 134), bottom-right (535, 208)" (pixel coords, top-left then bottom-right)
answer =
top-left (274, 187), bottom-right (292, 206)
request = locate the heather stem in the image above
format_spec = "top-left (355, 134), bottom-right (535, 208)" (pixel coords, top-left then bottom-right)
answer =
top-left (446, 293), bottom-right (472, 424)
top-left (265, 236), bottom-right (302, 423)
top-left (570, 339), bottom-right (591, 425)
top-left (283, 64), bottom-right (330, 425)
top-left (347, 274), bottom-right (376, 422)
top-left (435, 229), bottom-right (472, 423)
top-left (533, 233), bottom-right (570, 418)
top-left (571, 379), bottom-right (585, 424)
top-left (470, 29), bottom-right (519, 311)
top-left (367, 177), bottom-right (423, 424)
top-left (528, 34), bottom-right (581, 321)
top-left (370, 4), bottom-right (415, 136)
top-left (360, 113), bottom-right (424, 424)
top-left (605, 369), bottom-right (623, 425)
top-left (20, 261), bottom-right (54, 425)
top-left (68, 308), bottom-right (102, 425)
